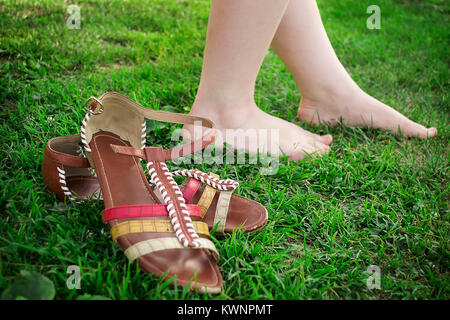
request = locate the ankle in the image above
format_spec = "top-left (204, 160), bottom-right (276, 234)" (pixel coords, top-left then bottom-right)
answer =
top-left (301, 80), bottom-right (362, 105)
top-left (191, 95), bottom-right (257, 125)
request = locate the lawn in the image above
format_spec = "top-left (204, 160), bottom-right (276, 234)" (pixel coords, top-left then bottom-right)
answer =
top-left (0, 0), bottom-right (448, 300)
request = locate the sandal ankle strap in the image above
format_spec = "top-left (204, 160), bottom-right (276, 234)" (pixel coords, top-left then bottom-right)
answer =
top-left (84, 91), bottom-right (216, 159)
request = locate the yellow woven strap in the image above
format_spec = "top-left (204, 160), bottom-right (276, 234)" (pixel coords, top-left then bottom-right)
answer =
top-left (124, 237), bottom-right (219, 262)
top-left (110, 220), bottom-right (210, 242)
top-left (196, 172), bottom-right (219, 217)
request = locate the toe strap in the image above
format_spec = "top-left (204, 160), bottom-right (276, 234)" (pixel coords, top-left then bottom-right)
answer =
top-left (196, 181), bottom-right (217, 217)
top-left (172, 169), bottom-right (239, 191)
top-left (124, 237), bottom-right (219, 262)
top-left (102, 204), bottom-right (202, 223)
top-left (110, 220), bottom-right (210, 242)
top-left (174, 170), bottom-right (237, 234)
top-left (213, 189), bottom-right (233, 234)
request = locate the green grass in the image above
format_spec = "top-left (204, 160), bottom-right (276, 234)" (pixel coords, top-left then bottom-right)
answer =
top-left (0, 0), bottom-right (448, 299)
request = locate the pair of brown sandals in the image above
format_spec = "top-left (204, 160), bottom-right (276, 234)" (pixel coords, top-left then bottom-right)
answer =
top-left (42, 92), bottom-right (268, 294)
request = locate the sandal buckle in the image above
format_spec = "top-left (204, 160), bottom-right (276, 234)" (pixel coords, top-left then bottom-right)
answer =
top-left (83, 96), bottom-right (104, 115)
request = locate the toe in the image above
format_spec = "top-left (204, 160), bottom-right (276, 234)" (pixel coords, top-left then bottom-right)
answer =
top-left (308, 132), bottom-right (333, 146)
top-left (427, 127), bottom-right (437, 138)
top-left (290, 141), bottom-right (328, 160)
top-left (319, 134), bottom-right (333, 145)
top-left (401, 120), bottom-right (436, 139)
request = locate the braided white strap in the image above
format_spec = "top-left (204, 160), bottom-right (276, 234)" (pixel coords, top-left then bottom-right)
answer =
top-left (80, 111), bottom-right (93, 153)
top-left (124, 237), bottom-right (219, 262)
top-left (140, 120), bottom-right (146, 149)
top-left (172, 169), bottom-right (236, 234)
top-left (147, 161), bottom-right (201, 248)
top-left (171, 169), bottom-right (239, 191)
top-left (56, 166), bottom-right (81, 203)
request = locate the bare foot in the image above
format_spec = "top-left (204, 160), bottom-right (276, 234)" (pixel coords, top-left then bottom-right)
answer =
top-left (298, 88), bottom-right (437, 139)
top-left (187, 100), bottom-right (333, 161)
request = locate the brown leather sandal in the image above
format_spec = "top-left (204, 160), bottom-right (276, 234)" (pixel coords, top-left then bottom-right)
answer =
top-left (77, 91), bottom-right (227, 293)
top-left (43, 138), bottom-right (267, 234)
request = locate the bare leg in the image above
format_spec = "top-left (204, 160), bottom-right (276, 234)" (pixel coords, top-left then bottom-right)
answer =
top-left (189, 0), bottom-right (332, 161)
top-left (271, 0), bottom-right (437, 139)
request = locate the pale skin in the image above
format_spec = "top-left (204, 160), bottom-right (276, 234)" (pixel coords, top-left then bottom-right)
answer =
top-left (188, 0), bottom-right (437, 160)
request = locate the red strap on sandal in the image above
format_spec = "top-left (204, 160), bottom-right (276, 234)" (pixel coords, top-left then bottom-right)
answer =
top-left (102, 204), bottom-right (202, 223)
top-left (182, 178), bottom-right (202, 203)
